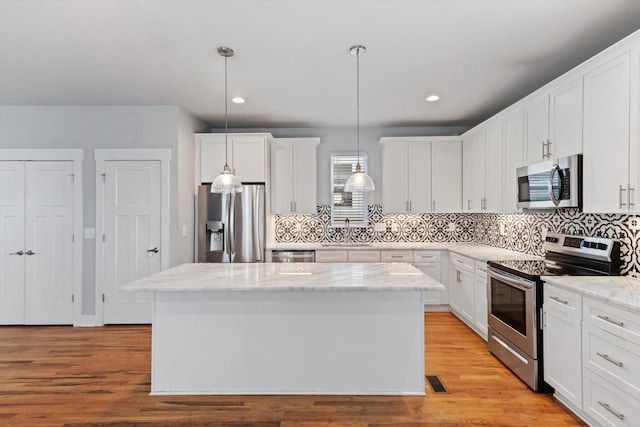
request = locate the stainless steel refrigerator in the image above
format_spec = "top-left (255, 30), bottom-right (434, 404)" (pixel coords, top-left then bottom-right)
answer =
top-left (197, 183), bottom-right (265, 263)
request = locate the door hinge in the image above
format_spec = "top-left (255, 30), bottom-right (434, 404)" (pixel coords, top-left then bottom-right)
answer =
top-left (102, 294), bottom-right (105, 302)
top-left (101, 173), bottom-right (106, 182)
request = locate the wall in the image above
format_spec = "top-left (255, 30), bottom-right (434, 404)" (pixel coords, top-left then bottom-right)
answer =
top-left (274, 206), bottom-right (639, 275)
top-left (0, 105), bottom-right (191, 320)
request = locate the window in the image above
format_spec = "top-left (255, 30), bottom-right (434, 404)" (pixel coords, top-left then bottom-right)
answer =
top-left (330, 152), bottom-right (368, 227)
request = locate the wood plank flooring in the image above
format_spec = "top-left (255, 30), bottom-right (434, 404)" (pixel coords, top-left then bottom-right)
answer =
top-left (0, 313), bottom-right (585, 426)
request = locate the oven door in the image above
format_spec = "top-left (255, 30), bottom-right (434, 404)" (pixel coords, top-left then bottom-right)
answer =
top-left (487, 267), bottom-right (536, 357)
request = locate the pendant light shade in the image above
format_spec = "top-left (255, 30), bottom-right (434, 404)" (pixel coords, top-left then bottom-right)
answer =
top-left (211, 46), bottom-right (242, 194)
top-left (344, 44), bottom-right (374, 193)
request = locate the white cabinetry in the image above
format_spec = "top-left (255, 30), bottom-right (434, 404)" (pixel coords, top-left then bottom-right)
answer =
top-left (474, 261), bottom-right (488, 340)
top-left (380, 137), bottom-right (462, 213)
top-left (583, 52), bottom-right (635, 213)
top-left (197, 133), bottom-right (271, 184)
top-left (543, 284), bottom-right (583, 409)
top-left (503, 109), bottom-right (525, 212)
top-left (485, 120), bottom-right (504, 212)
top-left (315, 250), bottom-right (348, 263)
top-left (449, 253), bottom-right (475, 323)
top-left (414, 250), bottom-right (447, 309)
top-left (380, 139), bottom-right (430, 213)
top-left (431, 141), bottom-right (462, 212)
top-left (582, 297), bottom-right (640, 427)
top-left (523, 77), bottom-right (582, 165)
top-left (270, 138), bottom-right (319, 214)
top-left (463, 126), bottom-right (501, 212)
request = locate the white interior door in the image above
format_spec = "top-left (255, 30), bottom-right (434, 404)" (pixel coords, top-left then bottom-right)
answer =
top-left (103, 160), bottom-right (161, 324)
top-left (0, 161), bottom-right (26, 324)
top-left (24, 161), bottom-right (74, 324)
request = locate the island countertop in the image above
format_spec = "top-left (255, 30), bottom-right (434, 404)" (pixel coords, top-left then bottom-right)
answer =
top-left (123, 262), bottom-right (445, 292)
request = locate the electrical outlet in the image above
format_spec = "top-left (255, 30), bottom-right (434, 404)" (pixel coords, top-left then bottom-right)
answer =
top-left (374, 223), bottom-right (386, 232)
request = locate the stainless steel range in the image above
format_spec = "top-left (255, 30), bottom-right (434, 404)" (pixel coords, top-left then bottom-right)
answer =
top-left (486, 233), bottom-right (621, 391)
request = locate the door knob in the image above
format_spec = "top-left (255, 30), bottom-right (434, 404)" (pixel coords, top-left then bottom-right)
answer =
top-left (25, 250), bottom-right (35, 256)
top-left (146, 247), bottom-right (159, 253)
top-left (9, 250), bottom-right (24, 256)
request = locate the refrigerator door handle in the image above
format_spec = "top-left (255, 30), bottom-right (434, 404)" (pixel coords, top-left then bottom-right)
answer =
top-left (227, 193), bottom-right (236, 261)
top-left (254, 185), bottom-right (263, 261)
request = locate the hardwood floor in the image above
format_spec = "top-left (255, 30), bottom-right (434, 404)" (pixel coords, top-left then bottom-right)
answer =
top-left (0, 313), bottom-right (584, 426)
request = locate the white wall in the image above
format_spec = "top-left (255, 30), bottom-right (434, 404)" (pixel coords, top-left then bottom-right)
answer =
top-left (0, 105), bottom-right (186, 319)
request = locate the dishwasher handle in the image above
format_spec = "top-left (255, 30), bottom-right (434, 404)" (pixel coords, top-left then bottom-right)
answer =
top-left (271, 250), bottom-right (316, 263)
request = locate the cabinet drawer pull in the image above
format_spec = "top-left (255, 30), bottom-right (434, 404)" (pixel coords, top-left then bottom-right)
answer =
top-left (550, 296), bottom-right (568, 305)
top-left (597, 401), bottom-right (625, 420)
top-left (597, 315), bottom-right (624, 327)
top-left (390, 255), bottom-right (405, 259)
top-left (596, 352), bottom-right (623, 368)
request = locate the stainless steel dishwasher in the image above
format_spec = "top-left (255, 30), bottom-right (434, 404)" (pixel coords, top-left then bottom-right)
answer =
top-left (271, 250), bottom-right (315, 263)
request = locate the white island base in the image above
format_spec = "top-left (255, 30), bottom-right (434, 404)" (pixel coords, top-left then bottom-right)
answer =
top-left (152, 290), bottom-right (424, 395)
top-left (124, 263), bottom-right (442, 395)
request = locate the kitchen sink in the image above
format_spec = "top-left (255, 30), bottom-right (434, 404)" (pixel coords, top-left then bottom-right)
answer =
top-left (320, 243), bottom-right (372, 248)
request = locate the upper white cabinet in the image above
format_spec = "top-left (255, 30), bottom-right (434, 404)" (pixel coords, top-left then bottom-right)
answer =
top-left (524, 77), bottom-right (583, 164)
top-left (485, 119), bottom-right (504, 212)
top-left (380, 137), bottom-right (462, 213)
top-left (431, 140), bottom-right (462, 212)
top-left (503, 109), bottom-right (525, 212)
top-left (197, 133), bottom-right (271, 184)
top-left (463, 127), bottom-right (501, 212)
top-left (270, 138), bottom-right (319, 214)
top-left (380, 138), bottom-right (431, 213)
top-left (583, 52), bottom-right (634, 213)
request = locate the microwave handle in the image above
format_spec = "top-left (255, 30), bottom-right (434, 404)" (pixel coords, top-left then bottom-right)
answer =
top-left (548, 164), bottom-right (561, 206)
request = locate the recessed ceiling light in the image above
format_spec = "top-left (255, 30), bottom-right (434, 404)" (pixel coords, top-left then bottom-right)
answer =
top-left (231, 97), bottom-right (245, 104)
top-left (426, 94), bottom-right (440, 102)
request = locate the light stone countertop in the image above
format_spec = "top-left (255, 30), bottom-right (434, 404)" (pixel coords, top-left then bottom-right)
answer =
top-left (268, 242), bottom-right (543, 262)
top-left (543, 276), bottom-right (640, 313)
top-left (123, 262), bottom-right (445, 292)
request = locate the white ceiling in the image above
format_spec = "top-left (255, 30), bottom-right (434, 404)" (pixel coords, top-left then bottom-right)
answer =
top-left (1, 0), bottom-right (639, 128)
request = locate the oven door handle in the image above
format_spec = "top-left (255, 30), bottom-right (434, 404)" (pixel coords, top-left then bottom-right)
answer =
top-left (488, 269), bottom-right (533, 291)
top-left (548, 164), bottom-right (561, 206)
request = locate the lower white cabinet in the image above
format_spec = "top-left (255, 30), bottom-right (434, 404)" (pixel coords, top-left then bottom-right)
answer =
top-left (543, 284), bottom-right (583, 409)
top-left (414, 250), bottom-right (447, 309)
top-left (315, 250), bottom-right (348, 263)
top-left (474, 261), bottom-right (488, 340)
top-left (449, 253), bottom-right (475, 324)
top-left (543, 283), bottom-right (640, 426)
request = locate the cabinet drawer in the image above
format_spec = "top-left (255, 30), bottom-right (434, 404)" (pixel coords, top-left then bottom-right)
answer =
top-left (381, 250), bottom-right (413, 263)
top-left (315, 251), bottom-right (348, 263)
top-left (413, 250), bottom-right (441, 263)
top-left (583, 368), bottom-right (640, 427)
top-left (584, 297), bottom-right (640, 347)
top-left (475, 260), bottom-right (488, 277)
top-left (449, 252), bottom-right (474, 272)
top-left (544, 283), bottom-right (582, 318)
top-left (348, 250), bottom-right (381, 263)
top-left (583, 322), bottom-right (640, 400)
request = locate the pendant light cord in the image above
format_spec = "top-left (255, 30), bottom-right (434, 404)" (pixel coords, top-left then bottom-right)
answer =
top-left (356, 48), bottom-right (360, 170)
top-left (224, 54), bottom-right (229, 168)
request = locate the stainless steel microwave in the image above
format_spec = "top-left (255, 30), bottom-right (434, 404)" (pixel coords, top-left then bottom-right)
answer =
top-left (516, 154), bottom-right (582, 209)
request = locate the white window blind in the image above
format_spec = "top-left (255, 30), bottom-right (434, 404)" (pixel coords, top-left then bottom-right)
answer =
top-left (330, 153), bottom-right (368, 227)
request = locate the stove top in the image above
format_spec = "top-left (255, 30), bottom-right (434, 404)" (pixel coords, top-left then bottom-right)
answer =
top-left (487, 233), bottom-right (622, 280)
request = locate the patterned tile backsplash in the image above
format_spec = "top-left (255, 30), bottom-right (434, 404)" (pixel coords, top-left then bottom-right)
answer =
top-left (274, 205), bottom-right (640, 275)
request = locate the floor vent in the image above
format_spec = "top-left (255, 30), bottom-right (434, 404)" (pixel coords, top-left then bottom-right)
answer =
top-left (426, 375), bottom-right (449, 393)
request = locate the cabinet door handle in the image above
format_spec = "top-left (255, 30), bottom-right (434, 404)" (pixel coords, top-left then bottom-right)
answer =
top-left (409, 200), bottom-right (412, 212)
top-left (467, 199), bottom-right (471, 211)
top-left (549, 296), bottom-right (568, 305)
top-left (25, 250), bottom-right (35, 256)
top-left (597, 401), bottom-right (625, 420)
top-left (619, 185), bottom-right (626, 209)
top-left (9, 250), bottom-right (24, 255)
top-left (432, 200), bottom-right (435, 211)
top-left (546, 139), bottom-right (552, 158)
top-left (597, 314), bottom-right (624, 327)
top-left (293, 201), bottom-right (297, 212)
top-left (542, 140), bottom-right (546, 159)
top-left (629, 185), bottom-right (634, 208)
top-left (596, 352), bottom-right (623, 368)
top-left (146, 247), bottom-right (159, 253)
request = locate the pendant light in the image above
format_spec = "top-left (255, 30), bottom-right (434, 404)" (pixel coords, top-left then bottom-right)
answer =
top-left (211, 46), bottom-right (243, 193)
top-left (344, 44), bottom-right (375, 193)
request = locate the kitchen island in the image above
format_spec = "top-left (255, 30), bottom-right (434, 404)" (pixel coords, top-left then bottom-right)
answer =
top-left (123, 262), bottom-right (444, 395)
